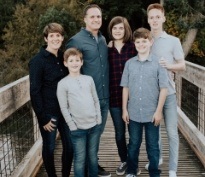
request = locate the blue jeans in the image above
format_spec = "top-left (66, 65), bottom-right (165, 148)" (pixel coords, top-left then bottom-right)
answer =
top-left (160, 94), bottom-right (179, 171)
top-left (70, 125), bottom-right (101, 177)
top-left (110, 107), bottom-right (127, 162)
top-left (127, 120), bottom-right (161, 177)
top-left (99, 98), bottom-right (109, 134)
top-left (39, 115), bottom-right (73, 177)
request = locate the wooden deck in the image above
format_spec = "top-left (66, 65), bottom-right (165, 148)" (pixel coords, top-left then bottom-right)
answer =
top-left (36, 114), bottom-right (205, 177)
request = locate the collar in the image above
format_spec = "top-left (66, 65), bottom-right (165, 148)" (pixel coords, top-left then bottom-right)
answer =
top-left (153, 31), bottom-right (169, 39)
top-left (81, 27), bottom-right (102, 37)
top-left (134, 54), bottom-right (153, 62)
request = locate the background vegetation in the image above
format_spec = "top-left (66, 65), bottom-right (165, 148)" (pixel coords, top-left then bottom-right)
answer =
top-left (0, 0), bottom-right (205, 87)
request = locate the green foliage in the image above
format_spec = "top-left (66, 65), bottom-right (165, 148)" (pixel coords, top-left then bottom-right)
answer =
top-left (0, 0), bottom-right (81, 87)
top-left (164, 0), bottom-right (205, 57)
top-left (38, 6), bottom-right (78, 44)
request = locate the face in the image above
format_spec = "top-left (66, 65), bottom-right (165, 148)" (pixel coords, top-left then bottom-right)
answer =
top-left (148, 9), bottom-right (165, 31)
top-left (64, 55), bottom-right (83, 74)
top-left (44, 32), bottom-right (64, 52)
top-left (134, 38), bottom-right (153, 55)
top-left (84, 7), bottom-right (102, 33)
top-left (112, 23), bottom-right (125, 41)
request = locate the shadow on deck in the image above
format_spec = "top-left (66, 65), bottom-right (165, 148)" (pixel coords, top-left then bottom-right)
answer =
top-left (36, 113), bottom-right (205, 177)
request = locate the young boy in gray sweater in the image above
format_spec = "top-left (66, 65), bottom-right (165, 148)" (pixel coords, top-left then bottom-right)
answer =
top-left (57, 48), bottom-right (102, 177)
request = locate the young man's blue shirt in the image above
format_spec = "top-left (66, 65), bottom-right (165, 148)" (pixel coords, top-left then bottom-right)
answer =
top-left (120, 54), bottom-right (168, 123)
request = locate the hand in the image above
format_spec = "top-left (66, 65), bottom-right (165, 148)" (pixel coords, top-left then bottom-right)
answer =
top-left (152, 111), bottom-right (162, 126)
top-left (159, 57), bottom-right (172, 70)
top-left (122, 109), bottom-right (130, 124)
top-left (43, 118), bottom-right (56, 132)
top-left (107, 41), bottom-right (113, 48)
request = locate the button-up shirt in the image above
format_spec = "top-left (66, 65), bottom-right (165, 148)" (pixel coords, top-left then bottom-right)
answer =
top-left (29, 46), bottom-right (68, 126)
top-left (120, 54), bottom-right (168, 123)
top-left (109, 42), bottom-right (137, 107)
top-left (151, 31), bottom-right (184, 95)
top-left (66, 28), bottom-right (109, 100)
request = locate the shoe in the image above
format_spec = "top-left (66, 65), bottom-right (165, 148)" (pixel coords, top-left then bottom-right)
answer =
top-left (137, 168), bottom-right (141, 175)
top-left (126, 174), bottom-right (136, 177)
top-left (98, 165), bottom-right (111, 177)
top-left (169, 170), bottom-right (177, 177)
top-left (116, 162), bottom-right (127, 175)
top-left (145, 158), bottom-right (163, 170)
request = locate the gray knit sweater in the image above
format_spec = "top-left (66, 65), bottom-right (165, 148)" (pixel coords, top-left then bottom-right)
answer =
top-left (57, 75), bottom-right (102, 131)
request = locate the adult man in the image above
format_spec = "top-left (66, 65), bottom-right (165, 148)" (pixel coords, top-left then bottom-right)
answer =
top-left (66, 4), bottom-right (111, 177)
top-left (145, 3), bottom-right (186, 177)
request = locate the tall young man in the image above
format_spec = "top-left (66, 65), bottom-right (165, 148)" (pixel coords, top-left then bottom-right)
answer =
top-left (146, 3), bottom-right (186, 177)
top-left (66, 4), bottom-right (111, 177)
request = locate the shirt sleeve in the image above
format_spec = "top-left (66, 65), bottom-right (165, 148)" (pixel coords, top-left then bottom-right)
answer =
top-left (173, 38), bottom-right (184, 61)
top-left (158, 63), bottom-right (169, 89)
top-left (57, 80), bottom-right (77, 131)
top-left (120, 61), bottom-right (130, 87)
top-left (90, 77), bottom-right (102, 125)
top-left (29, 57), bottom-right (50, 126)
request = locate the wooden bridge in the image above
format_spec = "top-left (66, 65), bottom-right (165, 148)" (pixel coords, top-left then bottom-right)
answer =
top-left (1, 61), bottom-right (205, 177)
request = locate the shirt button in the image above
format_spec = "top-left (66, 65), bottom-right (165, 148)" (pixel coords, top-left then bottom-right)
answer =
top-left (102, 65), bottom-right (104, 67)
top-left (140, 98), bottom-right (141, 100)
top-left (57, 62), bottom-right (59, 64)
top-left (140, 108), bottom-right (142, 111)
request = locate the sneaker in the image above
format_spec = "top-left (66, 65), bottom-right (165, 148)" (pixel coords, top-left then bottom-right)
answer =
top-left (145, 158), bottom-right (163, 170)
top-left (137, 168), bottom-right (141, 175)
top-left (126, 174), bottom-right (136, 177)
top-left (169, 170), bottom-right (177, 177)
top-left (98, 165), bottom-right (111, 177)
top-left (116, 162), bottom-right (127, 175)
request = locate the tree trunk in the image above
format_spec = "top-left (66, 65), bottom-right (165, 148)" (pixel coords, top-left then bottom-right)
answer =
top-left (182, 29), bottom-right (198, 58)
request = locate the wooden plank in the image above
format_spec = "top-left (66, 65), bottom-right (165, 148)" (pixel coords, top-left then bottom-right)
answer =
top-left (10, 138), bottom-right (42, 177)
top-left (178, 61), bottom-right (205, 90)
top-left (178, 107), bottom-right (205, 168)
top-left (36, 114), bottom-right (205, 177)
top-left (0, 75), bottom-right (29, 123)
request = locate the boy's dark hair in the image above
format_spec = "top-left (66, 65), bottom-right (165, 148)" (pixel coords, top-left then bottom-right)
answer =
top-left (43, 23), bottom-right (64, 38)
top-left (133, 28), bottom-right (152, 41)
top-left (64, 48), bottom-right (83, 62)
top-left (147, 3), bottom-right (165, 14)
top-left (83, 4), bottom-right (102, 17)
top-left (108, 16), bottom-right (132, 43)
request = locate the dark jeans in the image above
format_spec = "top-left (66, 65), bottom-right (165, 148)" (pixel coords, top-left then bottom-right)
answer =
top-left (110, 107), bottom-right (127, 162)
top-left (39, 115), bottom-right (73, 177)
top-left (99, 98), bottom-right (109, 135)
top-left (71, 125), bottom-right (101, 177)
top-left (127, 120), bottom-right (161, 177)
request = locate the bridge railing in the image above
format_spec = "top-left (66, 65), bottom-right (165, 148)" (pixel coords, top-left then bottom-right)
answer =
top-left (0, 61), bottom-right (205, 177)
top-left (175, 61), bottom-right (205, 168)
top-left (0, 76), bottom-right (42, 177)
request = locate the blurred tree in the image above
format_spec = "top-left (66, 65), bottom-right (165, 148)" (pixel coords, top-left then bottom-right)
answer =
top-left (0, 0), bottom-right (81, 87)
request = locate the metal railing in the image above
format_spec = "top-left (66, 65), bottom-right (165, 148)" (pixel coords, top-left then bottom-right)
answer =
top-left (0, 76), bottom-right (41, 177)
top-left (175, 61), bottom-right (205, 167)
top-left (0, 61), bottom-right (205, 176)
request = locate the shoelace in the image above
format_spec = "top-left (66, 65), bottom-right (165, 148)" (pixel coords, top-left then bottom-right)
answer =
top-left (119, 162), bottom-right (126, 169)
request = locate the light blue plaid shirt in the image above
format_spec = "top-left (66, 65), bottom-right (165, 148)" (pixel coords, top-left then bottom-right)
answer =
top-left (120, 54), bottom-right (168, 123)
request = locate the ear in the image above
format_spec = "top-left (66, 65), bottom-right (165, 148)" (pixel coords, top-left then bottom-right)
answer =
top-left (84, 17), bottom-right (87, 23)
top-left (163, 16), bottom-right (166, 23)
top-left (63, 60), bottom-right (67, 67)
